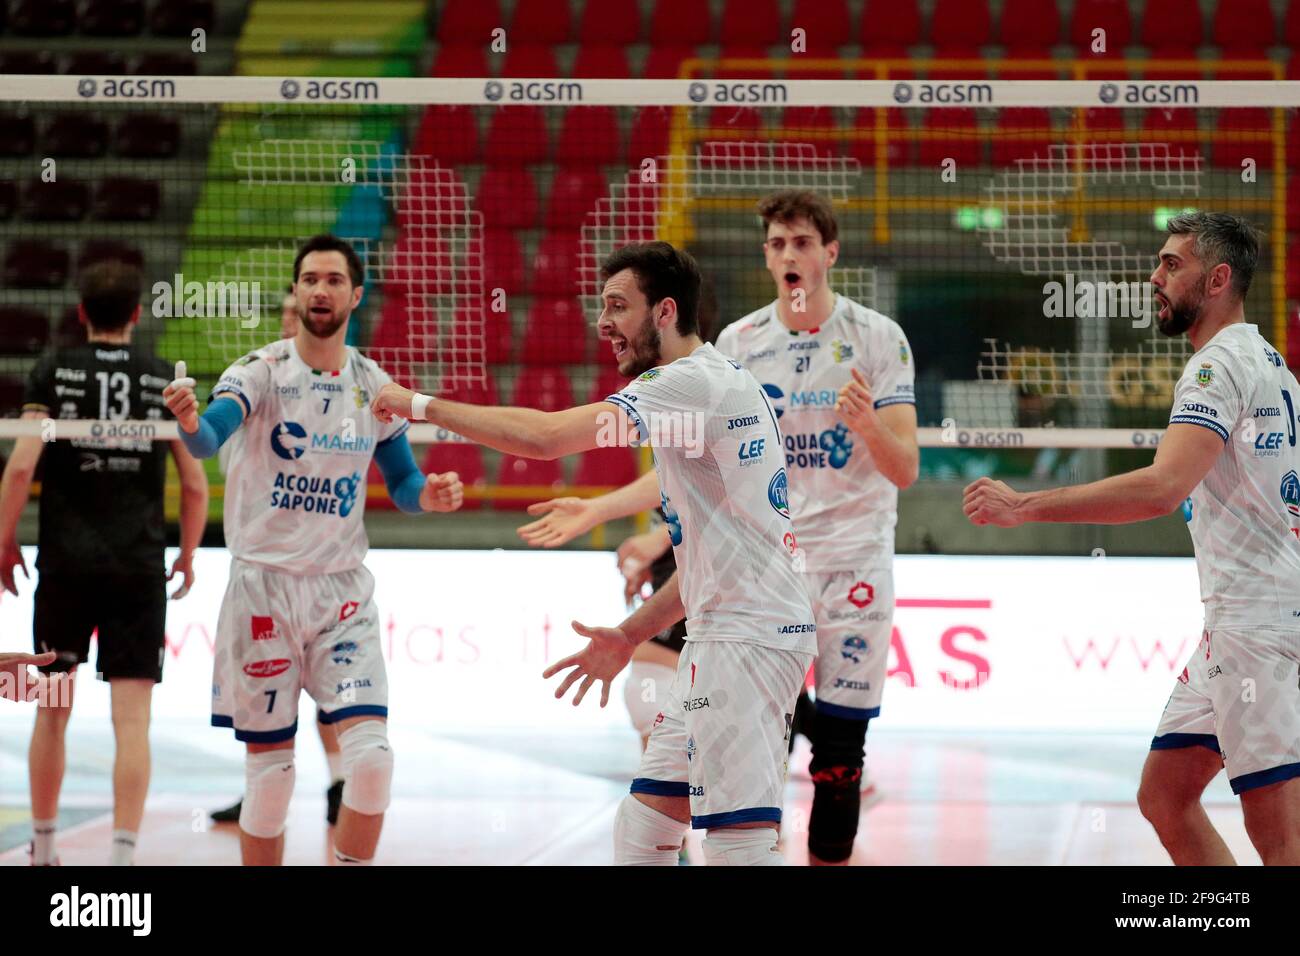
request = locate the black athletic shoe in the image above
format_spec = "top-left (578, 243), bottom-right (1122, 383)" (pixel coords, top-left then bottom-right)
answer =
top-left (210, 798), bottom-right (242, 823)
top-left (326, 780), bottom-right (343, 825)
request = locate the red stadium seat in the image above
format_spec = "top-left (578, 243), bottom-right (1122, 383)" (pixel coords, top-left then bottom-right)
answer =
top-left (369, 294), bottom-right (414, 350)
top-left (413, 105), bottom-right (480, 163)
top-left (483, 229), bottom-right (525, 295)
top-left (149, 1), bottom-right (213, 37)
top-left (931, 0), bottom-right (990, 49)
top-left (1139, 0), bottom-right (1202, 53)
top-left (445, 304), bottom-right (513, 366)
top-left (719, 0), bottom-right (782, 46)
top-left (587, 368), bottom-right (630, 404)
top-left (642, 46), bottom-right (697, 80)
top-left (529, 230), bottom-right (584, 296)
top-left (55, 308), bottom-right (83, 348)
top-left (430, 45), bottom-right (489, 78)
top-left (507, 0), bottom-right (572, 45)
top-left (575, 446), bottom-right (640, 489)
top-left (78, 239), bottom-right (143, 271)
top-left (0, 181), bottom-right (16, 220)
top-left (571, 46), bottom-right (631, 79)
top-left (511, 366), bottom-right (575, 411)
top-left (93, 177), bottom-right (159, 221)
top-left (473, 167), bottom-right (539, 229)
top-left (22, 179), bottom-right (89, 221)
top-left (494, 455), bottom-right (564, 510)
top-left (713, 45), bottom-right (776, 80)
top-left (781, 106), bottom-right (840, 158)
top-left (544, 167), bottom-right (607, 229)
top-left (1213, 0), bottom-right (1275, 51)
top-left (421, 443), bottom-right (487, 510)
top-left (10, 0), bottom-right (75, 36)
top-left (0, 307), bottom-right (50, 354)
top-left (114, 114), bottom-right (180, 159)
top-left (394, 166), bottom-right (468, 231)
top-left (3, 240), bottom-right (69, 289)
top-left (436, 0), bottom-right (502, 46)
top-left (1080, 106), bottom-right (1129, 136)
top-left (0, 376), bottom-right (27, 417)
top-left (63, 51), bottom-right (127, 74)
top-left (555, 106), bottom-right (621, 165)
top-left (499, 46), bottom-right (558, 80)
top-left (1142, 108), bottom-right (1202, 162)
top-left (579, 0), bottom-right (641, 45)
top-left (790, 0), bottom-right (852, 56)
top-left (133, 53), bottom-right (198, 75)
top-left (627, 105), bottom-right (671, 163)
top-left (521, 299), bottom-right (588, 366)
top-left (483, 105), bottom-right (549, 165)
top-left (860, 0), bottom-right (921, 49)
top-left (998, 0), bottom-right (1060, 50)
top-left (43, 113), bottom-right (109, 157)
top-left (0, 114), bottom-right (36, 157)
top-left (0, 52), bottom-right (57, 73)
top-left (847, 108), bottom-right (914, 167)
top-left (81, 0), bottom-right (144, 37)
top-left (1211, 109), bottom-right (1273, 171)
top-left (997, 50), bottom-right (1062, 81)
top-left (991, 108), bottom-right (1055, 167)
top-left (917, 108), bottom-right (982, 168)
top-left (704, 105), bottom-right (764, 138)
top-left (1070, 0), bottom-right (1131, 52)
top-left (1287, 0), bottom-right (1300, 46)
top-left (650, 0), bottom-right (713, 46)
top-left (439, 376), bottom-right (500, 408)
top-left (928, 56), bottom-right (992, 81)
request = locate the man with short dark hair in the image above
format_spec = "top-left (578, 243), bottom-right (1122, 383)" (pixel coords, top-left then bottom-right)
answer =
top-left (964, 212), bottom-right (1300, 865)
top-left (0, 259), bottom-right (210, 865)
top-left (372, 241), bottom-right (817, 865)
top-left (165, 234), bottom-right (464, 866)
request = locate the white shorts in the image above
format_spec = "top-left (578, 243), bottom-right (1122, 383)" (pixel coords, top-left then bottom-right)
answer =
top-left (805, 568), bottom-right (894, 720)
top-left (211, 558), bottom-right (388, 744)
top-left (632, 640), bottom-right (813, 829)
top-left (1152, 626), bottom-right (1300, 795)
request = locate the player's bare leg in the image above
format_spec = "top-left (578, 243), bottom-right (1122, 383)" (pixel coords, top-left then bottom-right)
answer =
top-left (1240, 776), bottom-right (1300, 865)
top-left (241, 739), bottom-right (295, 866)
top-left (332, 715), bottom-right (390, 864)
top-left (1137, 746), bottom-right (1235, 865)
top-left (28, 670), bottom-right (74, 864)
top-left (108, 677), bottom-right (153, 864)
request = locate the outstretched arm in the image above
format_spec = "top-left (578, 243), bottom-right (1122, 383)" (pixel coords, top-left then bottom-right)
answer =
top-left (373, 383), bottom-right (622, 462)
top-left (517, 470), bottom-right (662, 548)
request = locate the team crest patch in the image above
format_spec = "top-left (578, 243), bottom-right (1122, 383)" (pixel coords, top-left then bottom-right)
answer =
top-left (1281, 470), bottom-right (1300, 517)
top-left (899, 339), bottom-right (910, 365)
top-left (235, 353), bottom-right (259, 366)
top-left (831, 339), bottom-right (853, 363)
top-left (637, 368), bottom-right (661, 382)
top-left (1196, 362), bottom-right (1214, 388)
top-left (353, 384), bottom-right (369, 408)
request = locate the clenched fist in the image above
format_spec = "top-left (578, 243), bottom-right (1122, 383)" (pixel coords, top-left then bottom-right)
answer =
top-left (371, 382), bottom-right (417, 424)
top-left (420, 471), bottom-right (464, 513)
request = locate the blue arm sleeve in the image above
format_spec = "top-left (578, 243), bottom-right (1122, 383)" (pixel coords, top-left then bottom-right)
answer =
top-left (178, 397), bottom-right (244, 459)
top-left (374, 432), bottom-right (427, 515)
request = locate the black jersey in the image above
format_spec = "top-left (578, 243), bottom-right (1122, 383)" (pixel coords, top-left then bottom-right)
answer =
top-left (648, 508), bottom-right (686, 654)
top-left (22, 344), bottom-right (174, 574)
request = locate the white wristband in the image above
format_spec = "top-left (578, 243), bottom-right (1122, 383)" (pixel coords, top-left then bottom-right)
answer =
top-left (410, 392), bottom-right (432, 421)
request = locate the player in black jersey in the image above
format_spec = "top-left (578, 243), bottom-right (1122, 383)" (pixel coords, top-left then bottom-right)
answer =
top-left (0, 260), bottom-right (209, 865)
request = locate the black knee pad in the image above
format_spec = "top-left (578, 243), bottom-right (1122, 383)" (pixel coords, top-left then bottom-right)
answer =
top-left (788, 689), bottom-right (817, 754)
top-left (807, 709), bottom-right (869, 863)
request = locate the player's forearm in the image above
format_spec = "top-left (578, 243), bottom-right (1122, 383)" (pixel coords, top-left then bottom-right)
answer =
top-left (618, 571), bottom-right (685, 644)
top-left (177, 460), bottom-right (208, 554)
top-left (851, 416), bottom-right (919, 489)
top-left (1017, 466), bottom-right (1181, 524)
top-left (589, 470), bottom-right (661, 523)
top-left (424, 398), bottom-right (559, 460)
top-left (0, 463), bottom-right (34, 545)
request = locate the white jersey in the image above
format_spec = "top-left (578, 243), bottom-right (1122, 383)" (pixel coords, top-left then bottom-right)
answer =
top-left (211, 339), bottom-right (409, 576)
top-left (606, 343), bottom-right (817, 654)
top-left (716, 295), bottom-right (915, 571)
top-left (1169, 323), bottom-right (1300, 627)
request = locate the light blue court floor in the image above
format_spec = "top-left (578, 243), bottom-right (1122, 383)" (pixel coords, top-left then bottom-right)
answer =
top-left (0, 717), bottom-right (1259, 865)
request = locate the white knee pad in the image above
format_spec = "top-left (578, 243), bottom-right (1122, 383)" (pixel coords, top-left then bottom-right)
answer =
top-left (339, 721), bottom-right (393, 816)
top-left (623, 660), bottom-right (678, 736)
top-left (613, 795), bottom-right (688, 866)
top-left (702, 828), bottom-right (783, 866)
top-left (240, 750), bottom-right (295, 839)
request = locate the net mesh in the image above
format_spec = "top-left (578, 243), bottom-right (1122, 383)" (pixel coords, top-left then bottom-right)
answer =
top-left (0, 73), bottom-right (1293, 495)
